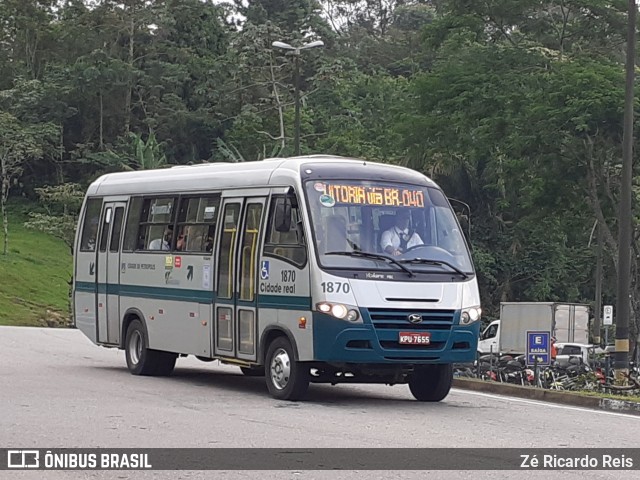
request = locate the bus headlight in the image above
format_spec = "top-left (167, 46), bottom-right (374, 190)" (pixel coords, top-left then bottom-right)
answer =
top-left (461, 307), bottom-right (481, 325)
top-left (331, 304), bottom-right (348, 319)
top-left (316, 302), bottom-right (360, 322)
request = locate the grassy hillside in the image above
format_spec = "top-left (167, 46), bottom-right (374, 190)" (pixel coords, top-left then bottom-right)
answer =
top-left (0, 203), bottom-right (72, 327)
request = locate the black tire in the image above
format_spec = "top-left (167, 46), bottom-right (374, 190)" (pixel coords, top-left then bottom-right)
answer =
top-left (265, 337), bottom-right (309, 400)
top-left (153, 351), bottom-right (177, 376)
top-left (408, 364), bottom-right (453, 402)
top-left (125, 319), bottom-right (177, 376)
top-left (240, 366), bottom-right (265, 377)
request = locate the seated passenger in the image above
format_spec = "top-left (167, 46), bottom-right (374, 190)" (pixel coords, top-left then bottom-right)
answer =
top-left (176, 225), bottom-right (191, 251)
top-left (148, 225), bottom-right (173, 250)
top-left (380, 210), bottom-right (423, 256)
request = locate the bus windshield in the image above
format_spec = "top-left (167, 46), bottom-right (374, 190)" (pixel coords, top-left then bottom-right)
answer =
top-left (304, 180), bottom-right (473, 275)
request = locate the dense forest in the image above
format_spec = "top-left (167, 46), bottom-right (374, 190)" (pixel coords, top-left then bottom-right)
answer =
top-left (0, 1), bottom-right (638, 345)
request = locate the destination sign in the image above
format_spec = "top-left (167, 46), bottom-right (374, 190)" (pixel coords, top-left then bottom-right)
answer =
top-left (321, 184), bottom-right (425, 208)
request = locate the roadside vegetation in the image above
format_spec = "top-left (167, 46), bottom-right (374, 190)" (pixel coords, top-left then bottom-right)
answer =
top-left (0, 201), bottom-right (72, 327)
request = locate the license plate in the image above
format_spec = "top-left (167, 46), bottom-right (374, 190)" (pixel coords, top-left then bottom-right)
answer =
top-left (399, 332), bottom-right (431, 345)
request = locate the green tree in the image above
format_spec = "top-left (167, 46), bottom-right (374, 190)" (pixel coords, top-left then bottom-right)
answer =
top-left (235, 0), bottom-right (333, 41)
top-left (416, 0), bottom-right (639, 347)
top-left (129, 131), bottom-right (167, 170)
top-left (0, 111), bottom-right (57, 254)
top-left (24, 183), bottom-right (84, 253)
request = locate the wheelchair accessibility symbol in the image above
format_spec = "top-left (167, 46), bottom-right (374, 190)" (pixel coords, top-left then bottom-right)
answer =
top-left (260, 261), bottom-right (270, 280)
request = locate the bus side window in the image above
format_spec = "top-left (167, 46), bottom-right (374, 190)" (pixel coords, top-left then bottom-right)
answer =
top-left (175, 196), bottom-right (220, 253)
top-left (122, 197), bottom-right (143, 252)
top-left (98, 207), bottom-right (112, 253)
top-left (136, 197), bottom-right (176, 251)
top-left (79, 198), bottom-right (103, 252)
top-left (109, 207), bottom-right (125, 252)
top-left (263, 196), bottom-right (307, 267)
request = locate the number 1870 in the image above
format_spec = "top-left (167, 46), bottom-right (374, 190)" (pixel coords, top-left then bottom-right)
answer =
top-left (321, 282), bottom-right (350, 294)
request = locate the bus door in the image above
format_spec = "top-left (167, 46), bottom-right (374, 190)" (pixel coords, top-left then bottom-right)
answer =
top-left (214, 197), bottom-right (266, 361)
top-left (96, 201), bottom-right (126, 345)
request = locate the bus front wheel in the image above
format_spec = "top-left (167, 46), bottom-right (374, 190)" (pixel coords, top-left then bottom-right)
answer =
top-left (408, 364), bottom-right (453, 402)
top-left (125, 319), bottom-right (177, 376)
top-left (265, 337), bottom-right (309, 401)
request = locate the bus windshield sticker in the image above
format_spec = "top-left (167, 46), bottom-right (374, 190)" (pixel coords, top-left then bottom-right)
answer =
top-left (319, 194), bottom-right (335, 207)
top-left (313, 182), bottom-right (325, 192)
top-left (319, 183), bottom-right (425, 208)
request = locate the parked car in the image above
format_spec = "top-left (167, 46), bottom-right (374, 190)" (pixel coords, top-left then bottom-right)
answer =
top-left (554, 342), bottom-right (597, 366)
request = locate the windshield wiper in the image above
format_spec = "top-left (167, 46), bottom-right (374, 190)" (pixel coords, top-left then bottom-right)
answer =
top-left (325, 251), bottom-right (415, 277)
top-left (399, 258), bottom-right (469, 279)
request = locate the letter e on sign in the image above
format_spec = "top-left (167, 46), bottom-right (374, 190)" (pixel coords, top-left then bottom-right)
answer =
top-left (534, 336), bottom-right (542, 345)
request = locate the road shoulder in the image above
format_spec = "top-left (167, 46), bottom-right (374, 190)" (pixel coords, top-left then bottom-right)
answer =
top-left (453, 378), bottom-right (640, 416)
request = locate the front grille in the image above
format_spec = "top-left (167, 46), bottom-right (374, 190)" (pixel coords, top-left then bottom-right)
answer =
top-left (366, 308), bottom-right (456, 353)
top-left (367, 308), bottom-right (456, 331)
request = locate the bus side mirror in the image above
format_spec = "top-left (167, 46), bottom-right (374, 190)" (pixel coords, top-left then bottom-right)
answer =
top-left (275, 200), bottom-right (292, 232)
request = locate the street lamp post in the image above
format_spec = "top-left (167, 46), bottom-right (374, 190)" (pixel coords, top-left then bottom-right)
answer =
top-left (272, 40), bottom-right (324, 156)
top-left (614, 0), bottom-right (636, 382)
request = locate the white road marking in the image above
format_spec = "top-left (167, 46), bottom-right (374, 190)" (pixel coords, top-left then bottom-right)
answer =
top-left (453, 388), bottom-right (640, 419)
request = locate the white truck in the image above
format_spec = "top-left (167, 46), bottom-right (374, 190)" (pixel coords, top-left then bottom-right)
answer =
top-left (478, 302), bottom-right (590, 355)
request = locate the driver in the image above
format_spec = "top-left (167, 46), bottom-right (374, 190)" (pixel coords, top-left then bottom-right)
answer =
top-left (380, 210), bottom-right (423, 256)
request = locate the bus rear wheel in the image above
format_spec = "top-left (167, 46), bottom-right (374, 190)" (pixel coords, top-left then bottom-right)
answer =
top-left (265, 337), bottom-right (309, 401)
top-left (408, 364), bottom-right (453, 402)
top-left (125, 319), bottom-right (177, 376)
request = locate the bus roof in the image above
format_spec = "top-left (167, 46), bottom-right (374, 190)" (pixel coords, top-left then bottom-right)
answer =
top-left (86, 155), bottom-right (437, 196)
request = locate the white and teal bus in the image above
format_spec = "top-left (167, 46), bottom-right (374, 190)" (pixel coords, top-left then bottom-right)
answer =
top-left (73, 155), bottom-right (481, 401)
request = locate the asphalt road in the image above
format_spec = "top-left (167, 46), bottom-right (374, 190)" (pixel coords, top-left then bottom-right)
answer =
top-left (1, 326), bottom-right (638, 480)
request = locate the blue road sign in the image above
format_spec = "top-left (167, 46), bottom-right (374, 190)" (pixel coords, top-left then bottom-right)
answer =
top-left (526, 331), bottom-right (550, 366)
